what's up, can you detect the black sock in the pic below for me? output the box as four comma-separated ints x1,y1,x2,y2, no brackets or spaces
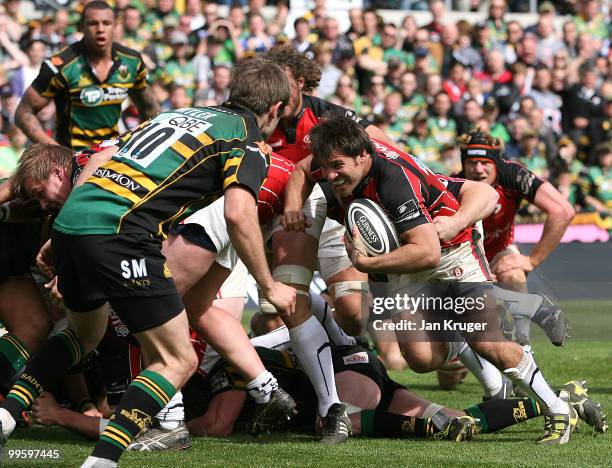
464,397,542,433
360,409,438,438
0,332,31,384
92,370,176,462
4,330,83,422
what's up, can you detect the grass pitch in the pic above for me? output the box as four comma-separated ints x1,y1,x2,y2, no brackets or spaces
2,300,611,467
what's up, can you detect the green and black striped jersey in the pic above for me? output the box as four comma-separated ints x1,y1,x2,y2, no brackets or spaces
54,105,271,237
31,40,147,150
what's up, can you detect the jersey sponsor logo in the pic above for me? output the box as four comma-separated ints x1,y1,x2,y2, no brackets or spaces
80,86,129,106
93,167,143,193
395,199,420,222
342,351,369,365
120,258,148,279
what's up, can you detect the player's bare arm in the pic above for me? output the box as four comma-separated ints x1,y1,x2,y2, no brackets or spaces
365,124,396,146
129,86,160,120
15,88,58,145
352,223,441,274
435,180,499,242
495,182,574,274
187,390,246,437
282,155,315,232
224,185,296,315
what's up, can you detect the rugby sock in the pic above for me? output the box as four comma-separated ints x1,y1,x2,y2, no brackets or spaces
289,316,340,416
0,332,31,384
360,410,440,438
503,349,568,415
493,286,543,319
246,371,278,404
2,330,84,424
92,370,176,462
459,346,503,398
464,397,542,433
155,390,184,430
310,293,356,347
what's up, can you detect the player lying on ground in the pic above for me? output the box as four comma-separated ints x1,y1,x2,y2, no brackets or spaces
0,58,296,468
285,117,575,445
28,294,608,442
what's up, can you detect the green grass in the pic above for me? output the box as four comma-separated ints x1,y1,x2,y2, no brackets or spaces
2,300,611,467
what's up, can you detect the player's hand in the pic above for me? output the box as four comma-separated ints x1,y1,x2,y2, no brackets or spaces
36,239,54,278
492,253,534,275
45,276,64,308
263,282,296,316
280,210,311,232
433,216,462,242
31,392,62,426
82,404,103,418
345,227,369,271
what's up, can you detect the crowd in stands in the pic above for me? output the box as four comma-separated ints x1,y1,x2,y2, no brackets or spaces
0,0,610,219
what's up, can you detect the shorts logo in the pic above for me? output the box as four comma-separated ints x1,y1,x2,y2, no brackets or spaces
342,351,369,365
80,86,104,106
453,267,463,278
121,258,148,279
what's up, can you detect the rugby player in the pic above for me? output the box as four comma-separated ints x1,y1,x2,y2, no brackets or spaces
15,1,159,150
0,58,296,467
292,117,576,445
458,129,574,346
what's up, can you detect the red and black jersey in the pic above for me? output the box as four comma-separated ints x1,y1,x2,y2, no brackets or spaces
460,159,544,261
268,94,368,164
312,139,473,248
257,153,295,224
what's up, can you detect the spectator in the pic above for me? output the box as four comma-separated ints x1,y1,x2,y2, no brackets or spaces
346,7,364,42
427,90,457,147
532,14,564,68
482,97,510,143
185,0,205,31
562,62,604,162
581,143,612,214
400,14,418,53
406,110,441,168
440,22,459,76
313,41,341,98
0,13,28,72
573,0,607,41
379,91,408,143
320,17,353,65
439,142,462,175
443,61,467,104
529,66,563,135
505,116,530,159
328,74,363,114
486,0,508,44
474,49,512,95
519,128,549,179
122,6,150,52
424,0,446,43
398,71,427,122
10,39,47,100
159,31,196,97
562,20,579,58
502,20,523,64
241,13,274,55
456,97,483,134
292,17,312,54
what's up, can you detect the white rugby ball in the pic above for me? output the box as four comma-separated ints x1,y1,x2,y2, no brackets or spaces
345,198,400,256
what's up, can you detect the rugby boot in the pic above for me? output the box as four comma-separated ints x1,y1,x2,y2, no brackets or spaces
320,403,351,444
247,387,297,436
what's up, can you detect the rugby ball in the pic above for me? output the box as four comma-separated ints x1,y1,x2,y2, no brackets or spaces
345,199,400,256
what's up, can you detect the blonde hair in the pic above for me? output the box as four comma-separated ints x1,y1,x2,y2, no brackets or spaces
11,143,73,196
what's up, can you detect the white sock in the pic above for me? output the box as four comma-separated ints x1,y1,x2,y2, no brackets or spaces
459,346,503,398
81,456,117,468
246,371,278,404
493,286,543,319
503,348,568,414
250,325,291,350
289,315,340,416
0,408,16,438
310,294,356,347
155,391,184,430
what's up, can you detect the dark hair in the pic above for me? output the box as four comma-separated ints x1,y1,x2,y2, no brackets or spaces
594,142,612,159
293,16,308,28
264,44,322,94
229,57,290,115
309,117,375,164
81,1,114,22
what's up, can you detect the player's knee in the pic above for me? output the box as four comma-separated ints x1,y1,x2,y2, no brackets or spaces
178,346,199,381
401,351,436,373
496,268,526,284
250,312,284,336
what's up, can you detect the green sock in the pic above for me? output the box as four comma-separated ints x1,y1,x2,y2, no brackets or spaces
0,332,31,383
360,409,437,438
464,397,542,433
